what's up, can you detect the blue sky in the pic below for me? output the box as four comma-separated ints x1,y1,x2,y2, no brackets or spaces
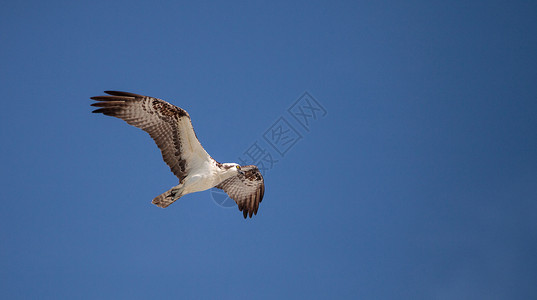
1,0,536,299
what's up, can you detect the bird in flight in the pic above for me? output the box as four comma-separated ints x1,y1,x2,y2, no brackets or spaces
91,91,265,218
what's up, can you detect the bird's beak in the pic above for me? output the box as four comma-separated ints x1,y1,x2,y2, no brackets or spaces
239,170,245,175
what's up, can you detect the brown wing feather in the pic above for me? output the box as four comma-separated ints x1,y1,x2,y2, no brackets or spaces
91,91,211,182
216,165,265,218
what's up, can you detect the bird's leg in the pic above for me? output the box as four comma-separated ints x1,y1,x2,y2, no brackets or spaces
152,184,184,208
170,184,183,198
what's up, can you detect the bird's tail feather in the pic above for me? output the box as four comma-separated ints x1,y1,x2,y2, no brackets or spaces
152,186,183,208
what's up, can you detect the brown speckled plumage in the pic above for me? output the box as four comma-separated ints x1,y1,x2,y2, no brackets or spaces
91,91,196,182
216,165,265,218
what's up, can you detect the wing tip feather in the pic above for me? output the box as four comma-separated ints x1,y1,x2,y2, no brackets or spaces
104,90,144,97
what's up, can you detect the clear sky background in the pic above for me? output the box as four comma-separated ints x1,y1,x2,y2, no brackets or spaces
1,1,536,299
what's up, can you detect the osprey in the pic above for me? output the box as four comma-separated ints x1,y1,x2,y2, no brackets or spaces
91,91,265,218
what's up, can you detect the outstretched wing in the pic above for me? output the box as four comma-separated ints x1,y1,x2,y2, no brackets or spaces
216,165,265,218
91,91,212,182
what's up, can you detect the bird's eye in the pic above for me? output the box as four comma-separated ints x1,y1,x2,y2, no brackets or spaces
236,165,241,170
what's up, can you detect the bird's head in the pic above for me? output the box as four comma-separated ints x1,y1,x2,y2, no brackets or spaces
222,163,244,175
